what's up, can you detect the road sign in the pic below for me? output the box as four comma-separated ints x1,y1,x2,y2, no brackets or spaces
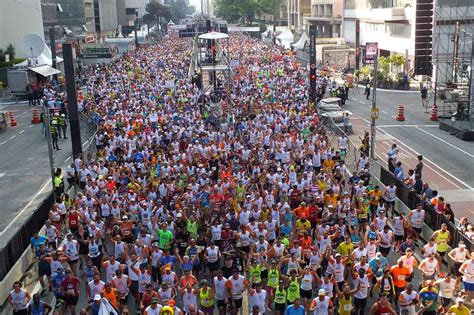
371,107,379,120
365,42,378,64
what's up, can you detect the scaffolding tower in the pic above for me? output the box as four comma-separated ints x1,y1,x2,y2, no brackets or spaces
432,0,474,119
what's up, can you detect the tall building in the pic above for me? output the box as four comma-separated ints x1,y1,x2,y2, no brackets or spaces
343,0,415,69
433,0,474,84
92,0,119,41
287,0,312,30
0,0,45,58
304,0,343,37
116,0,141,35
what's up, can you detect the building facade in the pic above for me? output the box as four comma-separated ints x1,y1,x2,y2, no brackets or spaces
0,0,45,58
433,0,474,83
304,0,343,37
343,0,415,69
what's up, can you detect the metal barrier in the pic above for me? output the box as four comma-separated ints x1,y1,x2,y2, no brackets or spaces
0,193,54,280
0,110,98,281
325,115,473,252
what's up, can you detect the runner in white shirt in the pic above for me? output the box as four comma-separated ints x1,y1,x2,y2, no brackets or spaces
434,273,457,313
309,289,333,315
448,242,469,287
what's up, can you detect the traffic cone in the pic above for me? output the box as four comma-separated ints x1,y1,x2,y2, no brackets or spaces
430,104,438,121
396,105,405,121
31,108,41,124
8,111,17,126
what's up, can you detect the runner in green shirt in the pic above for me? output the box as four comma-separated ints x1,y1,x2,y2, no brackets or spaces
157,223,174,251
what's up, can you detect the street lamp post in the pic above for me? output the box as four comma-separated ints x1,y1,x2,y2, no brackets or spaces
135,10,139,49
44,110,56,191
49,26,58,83
370,55,378,160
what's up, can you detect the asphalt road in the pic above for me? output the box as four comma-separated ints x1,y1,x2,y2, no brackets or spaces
345,86,474,218
0,102,93,235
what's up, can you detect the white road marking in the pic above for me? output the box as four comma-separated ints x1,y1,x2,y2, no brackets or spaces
378,125,437,128
82,140,89,146
376,127,473,190
358,100,365,104
0,141,6,145
414,126,474,158
10,135,16,140
0,179,51,236
19,129,25,134
64,156,72,163
28,125,34,128
22,111,27,115
0,173,5,178
381,110,388,114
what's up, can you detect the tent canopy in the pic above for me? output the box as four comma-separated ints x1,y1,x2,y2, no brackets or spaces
292,31,308,50
198,31,229,40
30,65,61,77
276,29,294,49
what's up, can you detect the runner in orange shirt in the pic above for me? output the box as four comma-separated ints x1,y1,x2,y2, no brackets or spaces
390,260,411,310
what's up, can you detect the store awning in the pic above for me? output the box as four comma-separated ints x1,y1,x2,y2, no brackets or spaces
29,65,61,77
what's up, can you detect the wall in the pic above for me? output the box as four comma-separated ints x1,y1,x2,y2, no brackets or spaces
98,0,119,32
343,6,415,57
0,0,45,58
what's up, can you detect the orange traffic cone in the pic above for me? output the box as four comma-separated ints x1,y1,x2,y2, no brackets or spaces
8,111,17,126
396,105,405,121
430,104,438,121
31,108,41,124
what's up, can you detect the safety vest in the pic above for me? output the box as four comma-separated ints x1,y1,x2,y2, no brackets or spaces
50,125,58,135
274,287,286,304
267,268,280,288
53,176,63,188
286,278,300,302
59,117,66,126
199,287,213,307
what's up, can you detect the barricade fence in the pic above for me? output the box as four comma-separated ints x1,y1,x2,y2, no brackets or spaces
325,115,473,252
0,110,98,281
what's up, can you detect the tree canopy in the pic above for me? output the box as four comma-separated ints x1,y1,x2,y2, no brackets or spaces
143,2,171,26
213,0,275,24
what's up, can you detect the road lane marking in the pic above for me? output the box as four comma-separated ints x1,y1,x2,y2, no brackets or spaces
378,125,437,128
0,141,6,145
0,179,51,236
10,135,16,140
28,125,34,128
64,156,71,163
0,173,5,178
82,140,88,146
19,129,25,134
414,126,474,158
376,127,473,190
358,116,472,189
381,110,388,114
358,100,365,104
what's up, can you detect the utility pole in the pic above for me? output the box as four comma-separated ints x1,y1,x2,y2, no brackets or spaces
44,110,56,191
355,20,360,70
469,32,474,120
370,54,378,160
62,43,82,158
452,21,460,82
49,26,58,83
135,10,139,49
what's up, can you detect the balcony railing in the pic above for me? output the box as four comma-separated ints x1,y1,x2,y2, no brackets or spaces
368,0,412,8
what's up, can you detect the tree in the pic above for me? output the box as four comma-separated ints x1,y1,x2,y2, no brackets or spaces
143,2,171,28
5,44,15,60
390,54,406,73
214,0,272,24
169,2,195,23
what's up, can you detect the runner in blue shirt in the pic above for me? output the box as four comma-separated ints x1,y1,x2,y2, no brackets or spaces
284,298,305,315
30,232,48,252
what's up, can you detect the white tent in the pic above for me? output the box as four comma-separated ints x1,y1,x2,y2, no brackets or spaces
292,31,308,50
276,29,294,49
198,31,229,40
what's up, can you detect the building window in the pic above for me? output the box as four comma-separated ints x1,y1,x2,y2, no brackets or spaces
324,4,333,16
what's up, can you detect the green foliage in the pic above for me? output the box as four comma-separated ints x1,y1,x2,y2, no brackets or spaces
390,54,406,68
378,56,390,75
168,2,195,23
0,58,27,68
143,2,171,26
5,44,15,60
214,0,274,24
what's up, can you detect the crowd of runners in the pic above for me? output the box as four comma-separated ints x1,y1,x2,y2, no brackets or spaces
8,33,474,315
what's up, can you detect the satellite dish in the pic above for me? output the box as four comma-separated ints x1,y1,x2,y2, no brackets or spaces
22,34,45,58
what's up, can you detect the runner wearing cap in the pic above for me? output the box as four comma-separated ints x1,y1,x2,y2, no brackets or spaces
458,251,474,304
309,288,333,314
447,297,470,315
143,297,162,315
